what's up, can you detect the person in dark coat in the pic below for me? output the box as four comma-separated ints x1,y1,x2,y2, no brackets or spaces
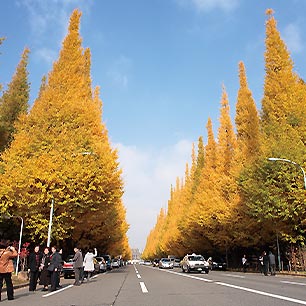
39,247,51,291
0,243,17,301
269,251,276,276
48,246,61,292
28,245,42,292
72,247,83,286
263,251,269,276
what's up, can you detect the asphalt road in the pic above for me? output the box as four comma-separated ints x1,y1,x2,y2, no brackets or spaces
1,265,306,306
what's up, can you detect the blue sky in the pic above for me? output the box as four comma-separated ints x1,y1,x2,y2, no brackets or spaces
1,0,306,251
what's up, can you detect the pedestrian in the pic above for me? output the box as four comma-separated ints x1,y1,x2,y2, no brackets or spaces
48,246,61,292
83,247,97,281
258,252,264,274
72,246,83,286
242,254,247,273
269,251,276,276
28,245,42,292
39,247,51,291
0,243,18,301
263,251,269,276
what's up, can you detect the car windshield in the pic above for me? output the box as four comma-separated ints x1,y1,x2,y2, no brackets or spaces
161,258,171,262
188,255,204,261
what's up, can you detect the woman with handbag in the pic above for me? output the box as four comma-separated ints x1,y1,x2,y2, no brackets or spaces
39,247,51,291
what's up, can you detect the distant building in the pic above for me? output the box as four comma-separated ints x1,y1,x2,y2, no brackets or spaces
131,248,141,261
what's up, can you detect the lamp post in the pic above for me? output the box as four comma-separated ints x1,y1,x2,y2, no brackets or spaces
46,197,54,248
46,151,96,246
268,157,306,271
268,158,306,189
3,215,24,275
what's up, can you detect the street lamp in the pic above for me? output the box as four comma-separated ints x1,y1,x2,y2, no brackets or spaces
46,151,96,247
2,215,24,275
268,157,306,271
268,158,306,189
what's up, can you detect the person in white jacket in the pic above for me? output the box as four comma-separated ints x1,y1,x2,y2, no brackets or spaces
83,248,97,281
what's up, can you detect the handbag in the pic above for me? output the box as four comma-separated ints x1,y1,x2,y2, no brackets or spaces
47,263,55,271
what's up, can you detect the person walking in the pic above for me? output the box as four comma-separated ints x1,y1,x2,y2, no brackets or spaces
242,254,247,273
83,248,97,281
269,251,276,276
258,252,264,274
263,251,269,276
0,243,17,301
28,245,42,292
48,246,61,292
72,247,83,286
39,247,51,291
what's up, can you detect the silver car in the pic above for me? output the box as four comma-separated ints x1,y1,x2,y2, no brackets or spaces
158,258,174,269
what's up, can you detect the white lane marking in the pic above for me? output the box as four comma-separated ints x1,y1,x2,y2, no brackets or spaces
223,274,246,279
154,267,306,305
137,274,141,279
140,282,148,293
91,275,98,279
42,285,74,297
281,281,306,286
216,282,306,305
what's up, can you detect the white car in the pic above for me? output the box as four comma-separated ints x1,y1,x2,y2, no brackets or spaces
181,253,209,273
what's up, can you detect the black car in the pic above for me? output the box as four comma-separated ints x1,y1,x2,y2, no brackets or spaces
212,257,227,271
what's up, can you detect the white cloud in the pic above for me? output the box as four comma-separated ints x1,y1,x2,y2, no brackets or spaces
115,140,192,251
176,0,239,12
283,23,304,54
108,55,132,89
16,0,93,47
34,48,57,65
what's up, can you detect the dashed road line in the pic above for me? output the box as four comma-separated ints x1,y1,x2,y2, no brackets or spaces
137,274,141,279
140,282,148,293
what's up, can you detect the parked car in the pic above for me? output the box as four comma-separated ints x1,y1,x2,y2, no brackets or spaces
181,253,209,274
143,260,152,266
159,258,174,269
96,256,107,272
101,255,112,270
171,258,181,268
62,255,74,279
111,258,120,268
212,257,227,271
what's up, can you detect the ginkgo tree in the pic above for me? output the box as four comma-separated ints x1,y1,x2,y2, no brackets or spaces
0,10,130,256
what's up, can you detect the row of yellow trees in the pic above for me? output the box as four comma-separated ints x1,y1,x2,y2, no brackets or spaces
0,10,131,258
143,9,306,264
